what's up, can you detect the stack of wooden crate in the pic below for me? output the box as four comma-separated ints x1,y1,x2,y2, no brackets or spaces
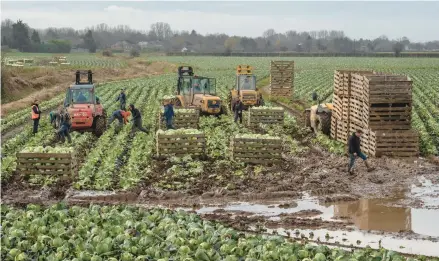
331,70,374,144
269,61,294,98
331,70,418,157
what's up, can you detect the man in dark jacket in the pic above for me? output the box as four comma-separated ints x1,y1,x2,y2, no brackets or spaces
348,130,374,174
116,89,127,110
31,100,41,134
163,101,175,130
57,108,72,143
233,98,244,124
128,104,148,134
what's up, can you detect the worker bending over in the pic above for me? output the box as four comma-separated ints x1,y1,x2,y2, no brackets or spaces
107,109,131,132
128,104,148,135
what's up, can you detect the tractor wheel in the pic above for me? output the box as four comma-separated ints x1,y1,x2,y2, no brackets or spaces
93,116,106,137
305,110,311,128
317,112,331,136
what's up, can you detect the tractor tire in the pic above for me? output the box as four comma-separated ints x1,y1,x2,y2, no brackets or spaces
305,110,311,128
317,112,331,136
93,116,106,137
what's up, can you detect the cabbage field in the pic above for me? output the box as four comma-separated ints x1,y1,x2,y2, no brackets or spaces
1,56,439,259
3,203,426,261
2,56,438,188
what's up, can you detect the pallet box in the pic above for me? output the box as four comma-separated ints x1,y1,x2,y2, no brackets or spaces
231,134,283,164
156,129,206,157
16,149,77,176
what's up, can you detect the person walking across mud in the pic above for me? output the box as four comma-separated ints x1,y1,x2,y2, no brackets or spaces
348,130,374,174
116,89,127,110
233,98,244,124
31,100,41,134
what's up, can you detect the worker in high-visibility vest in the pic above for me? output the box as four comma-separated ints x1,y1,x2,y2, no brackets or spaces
31,100,41,134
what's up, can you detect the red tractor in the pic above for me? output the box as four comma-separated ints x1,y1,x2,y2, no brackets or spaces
63,70,106,136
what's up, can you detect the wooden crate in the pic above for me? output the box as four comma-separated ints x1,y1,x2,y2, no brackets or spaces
369,130,419,157
231,136,283,164
334,70,374,98
269,88,292,97
336,120,349,144
363,75,412,104
330,115,338,140
158,109,200,129
156,132,205,157
349,97,366,127
364,105,412,130
248,107,284,127
270,61,294,93
16,152,77,176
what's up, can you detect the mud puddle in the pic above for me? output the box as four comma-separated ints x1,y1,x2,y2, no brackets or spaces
192,192,439,256
266,227,439,257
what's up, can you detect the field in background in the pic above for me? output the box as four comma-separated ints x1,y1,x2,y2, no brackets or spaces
2,52,128,68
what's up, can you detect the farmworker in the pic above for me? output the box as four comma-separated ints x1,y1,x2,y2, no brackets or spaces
76,91,87,103
241,76,252,90
233,98,244,124
31,99,41,134
116,89,127,110
348,130,374,174
258,93,265,106
57,108,72,143
163,100,175,130
128,104,148,134
107,109,131,132
49,106,63,129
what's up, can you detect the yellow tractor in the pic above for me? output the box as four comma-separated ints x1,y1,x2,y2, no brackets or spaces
228,65,263,110
305,92,333,135
171,66,225,116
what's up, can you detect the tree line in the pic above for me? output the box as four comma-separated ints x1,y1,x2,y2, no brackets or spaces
2,19,439,55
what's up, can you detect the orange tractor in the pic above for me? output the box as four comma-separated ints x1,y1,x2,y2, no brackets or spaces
63,70,106,136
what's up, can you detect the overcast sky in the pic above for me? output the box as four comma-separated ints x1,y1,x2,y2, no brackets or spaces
2,1,439,42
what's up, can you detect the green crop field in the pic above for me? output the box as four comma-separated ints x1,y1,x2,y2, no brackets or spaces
2,52,128,68
2,57,439,187
2,55,439,260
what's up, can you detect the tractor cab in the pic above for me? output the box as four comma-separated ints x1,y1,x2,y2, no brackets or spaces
176,66,221,115
64,70,98,107
229,65,261,109
63,70,106,136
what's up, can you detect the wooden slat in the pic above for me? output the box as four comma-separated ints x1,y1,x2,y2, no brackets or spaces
17,153,72,158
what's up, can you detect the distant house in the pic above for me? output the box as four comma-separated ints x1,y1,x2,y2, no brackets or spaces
138,41,149,49
111,40,135,52
181,47,188,53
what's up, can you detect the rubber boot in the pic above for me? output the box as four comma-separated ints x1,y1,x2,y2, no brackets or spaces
364,160,375,172
348,167,354,175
